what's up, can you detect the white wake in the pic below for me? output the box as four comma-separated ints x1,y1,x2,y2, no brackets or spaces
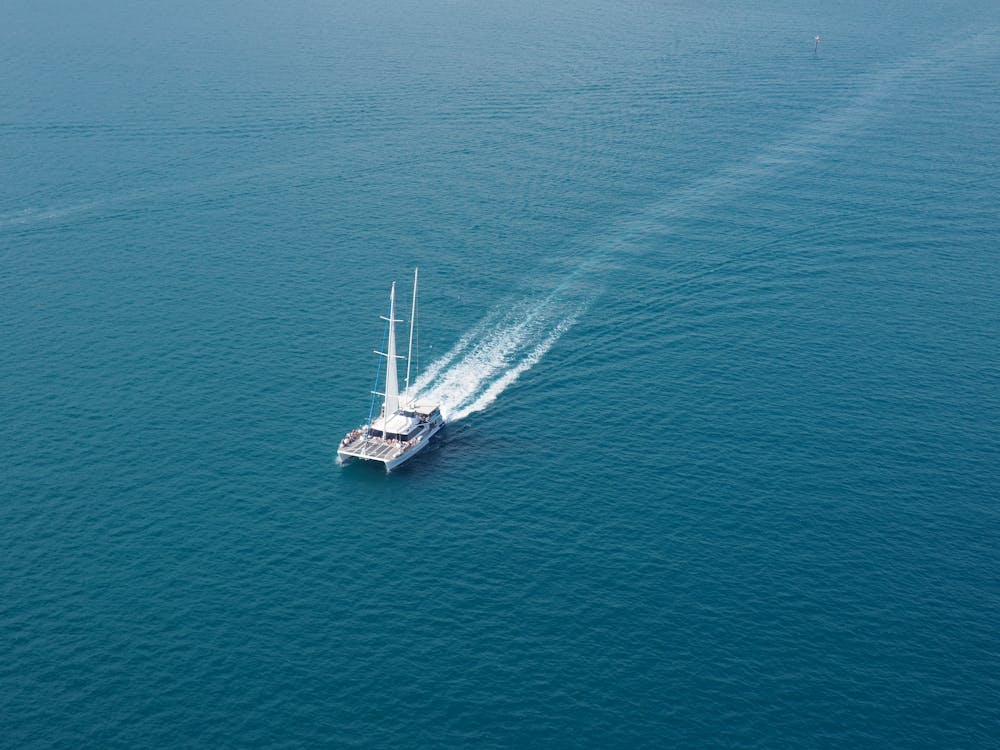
381,32,999,428
410,294,584,423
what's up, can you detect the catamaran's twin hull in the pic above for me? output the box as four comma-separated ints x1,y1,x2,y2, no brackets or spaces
340,268,443,473
337,422,443,472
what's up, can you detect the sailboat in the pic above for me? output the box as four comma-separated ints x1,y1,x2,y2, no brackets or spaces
337,268,444,471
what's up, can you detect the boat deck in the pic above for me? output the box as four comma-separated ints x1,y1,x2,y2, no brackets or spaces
338,435,406,464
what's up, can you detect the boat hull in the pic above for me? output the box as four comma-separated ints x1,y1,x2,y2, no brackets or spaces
337,421,443,472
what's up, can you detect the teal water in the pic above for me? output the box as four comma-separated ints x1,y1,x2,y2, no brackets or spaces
2,1,999,746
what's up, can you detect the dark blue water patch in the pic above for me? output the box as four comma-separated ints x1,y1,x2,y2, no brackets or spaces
2,1,999,747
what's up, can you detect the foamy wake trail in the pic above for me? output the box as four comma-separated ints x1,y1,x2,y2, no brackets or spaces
410,297,583,423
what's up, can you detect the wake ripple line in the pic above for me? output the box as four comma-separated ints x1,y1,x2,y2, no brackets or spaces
412,296,585,423
445,315,579,422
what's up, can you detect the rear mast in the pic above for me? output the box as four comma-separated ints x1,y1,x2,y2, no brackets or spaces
404,268,418,407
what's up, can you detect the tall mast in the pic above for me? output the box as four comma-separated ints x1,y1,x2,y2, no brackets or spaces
404,268,418,406
377,281,402,418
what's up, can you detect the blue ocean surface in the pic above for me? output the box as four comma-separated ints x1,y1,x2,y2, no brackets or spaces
2,1,998,746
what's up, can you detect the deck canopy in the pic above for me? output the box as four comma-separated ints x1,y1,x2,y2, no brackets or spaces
408,400,441,417
372,411,420,437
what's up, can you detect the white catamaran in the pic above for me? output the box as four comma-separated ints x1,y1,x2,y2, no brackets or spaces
337,269,444,471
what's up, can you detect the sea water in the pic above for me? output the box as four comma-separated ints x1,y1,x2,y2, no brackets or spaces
2,1,998,746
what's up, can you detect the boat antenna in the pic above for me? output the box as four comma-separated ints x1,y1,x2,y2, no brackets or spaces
404,267,418,406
